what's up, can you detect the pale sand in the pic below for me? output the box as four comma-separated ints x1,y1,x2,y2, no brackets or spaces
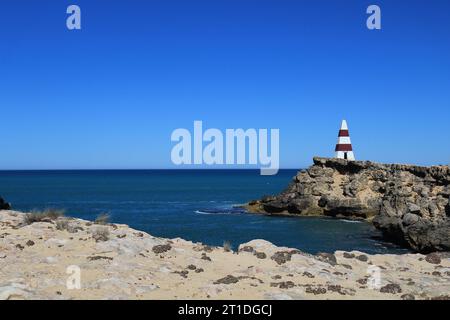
0,210,449,300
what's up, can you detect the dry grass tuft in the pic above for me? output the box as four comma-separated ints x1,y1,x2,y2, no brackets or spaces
94,213,110,225
223,241,233,252
56,219,69,231
24,209,65,225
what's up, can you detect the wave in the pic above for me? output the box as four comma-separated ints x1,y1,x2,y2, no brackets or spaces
341,219,363,224
195,207,246,215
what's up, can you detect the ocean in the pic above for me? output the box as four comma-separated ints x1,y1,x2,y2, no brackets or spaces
0,169,409,254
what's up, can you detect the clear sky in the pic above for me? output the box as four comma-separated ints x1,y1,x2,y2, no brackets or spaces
1,0,449,169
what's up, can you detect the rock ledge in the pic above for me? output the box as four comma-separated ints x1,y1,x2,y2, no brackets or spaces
1,210,449,300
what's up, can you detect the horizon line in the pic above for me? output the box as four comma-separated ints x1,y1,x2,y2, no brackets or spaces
0,168,303,172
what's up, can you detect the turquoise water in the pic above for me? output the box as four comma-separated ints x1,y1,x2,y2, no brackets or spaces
0,170,408,254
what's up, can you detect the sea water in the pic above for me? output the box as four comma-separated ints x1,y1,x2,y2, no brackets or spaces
0,169,409,254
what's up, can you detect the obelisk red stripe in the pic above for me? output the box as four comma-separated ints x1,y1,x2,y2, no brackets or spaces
338,130,349,137
335,144,353,152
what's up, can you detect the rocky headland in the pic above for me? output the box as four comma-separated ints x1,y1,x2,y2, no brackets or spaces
245,157,450,253
0,210,449,300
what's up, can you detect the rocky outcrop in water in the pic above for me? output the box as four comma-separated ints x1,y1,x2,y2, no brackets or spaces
246,157,450,253
0,197,11,210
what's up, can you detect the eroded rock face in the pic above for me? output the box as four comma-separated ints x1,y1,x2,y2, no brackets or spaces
246,157,450,252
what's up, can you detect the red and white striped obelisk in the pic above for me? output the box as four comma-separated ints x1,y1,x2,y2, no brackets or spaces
335,120,355,160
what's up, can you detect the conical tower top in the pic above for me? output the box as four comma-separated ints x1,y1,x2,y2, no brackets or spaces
335,120,355,160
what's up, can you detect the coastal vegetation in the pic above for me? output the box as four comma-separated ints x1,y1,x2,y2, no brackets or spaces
23,209,65,225
94,213,110,225
223,241,232,252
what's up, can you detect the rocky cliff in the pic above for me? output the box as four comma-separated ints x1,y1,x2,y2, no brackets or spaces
246,157,450,253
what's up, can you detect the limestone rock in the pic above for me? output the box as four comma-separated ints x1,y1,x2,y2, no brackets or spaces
1,210,449,300
246,157,450,252
0,282,32,300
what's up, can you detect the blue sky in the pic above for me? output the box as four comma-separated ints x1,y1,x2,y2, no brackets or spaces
1,0,449,169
